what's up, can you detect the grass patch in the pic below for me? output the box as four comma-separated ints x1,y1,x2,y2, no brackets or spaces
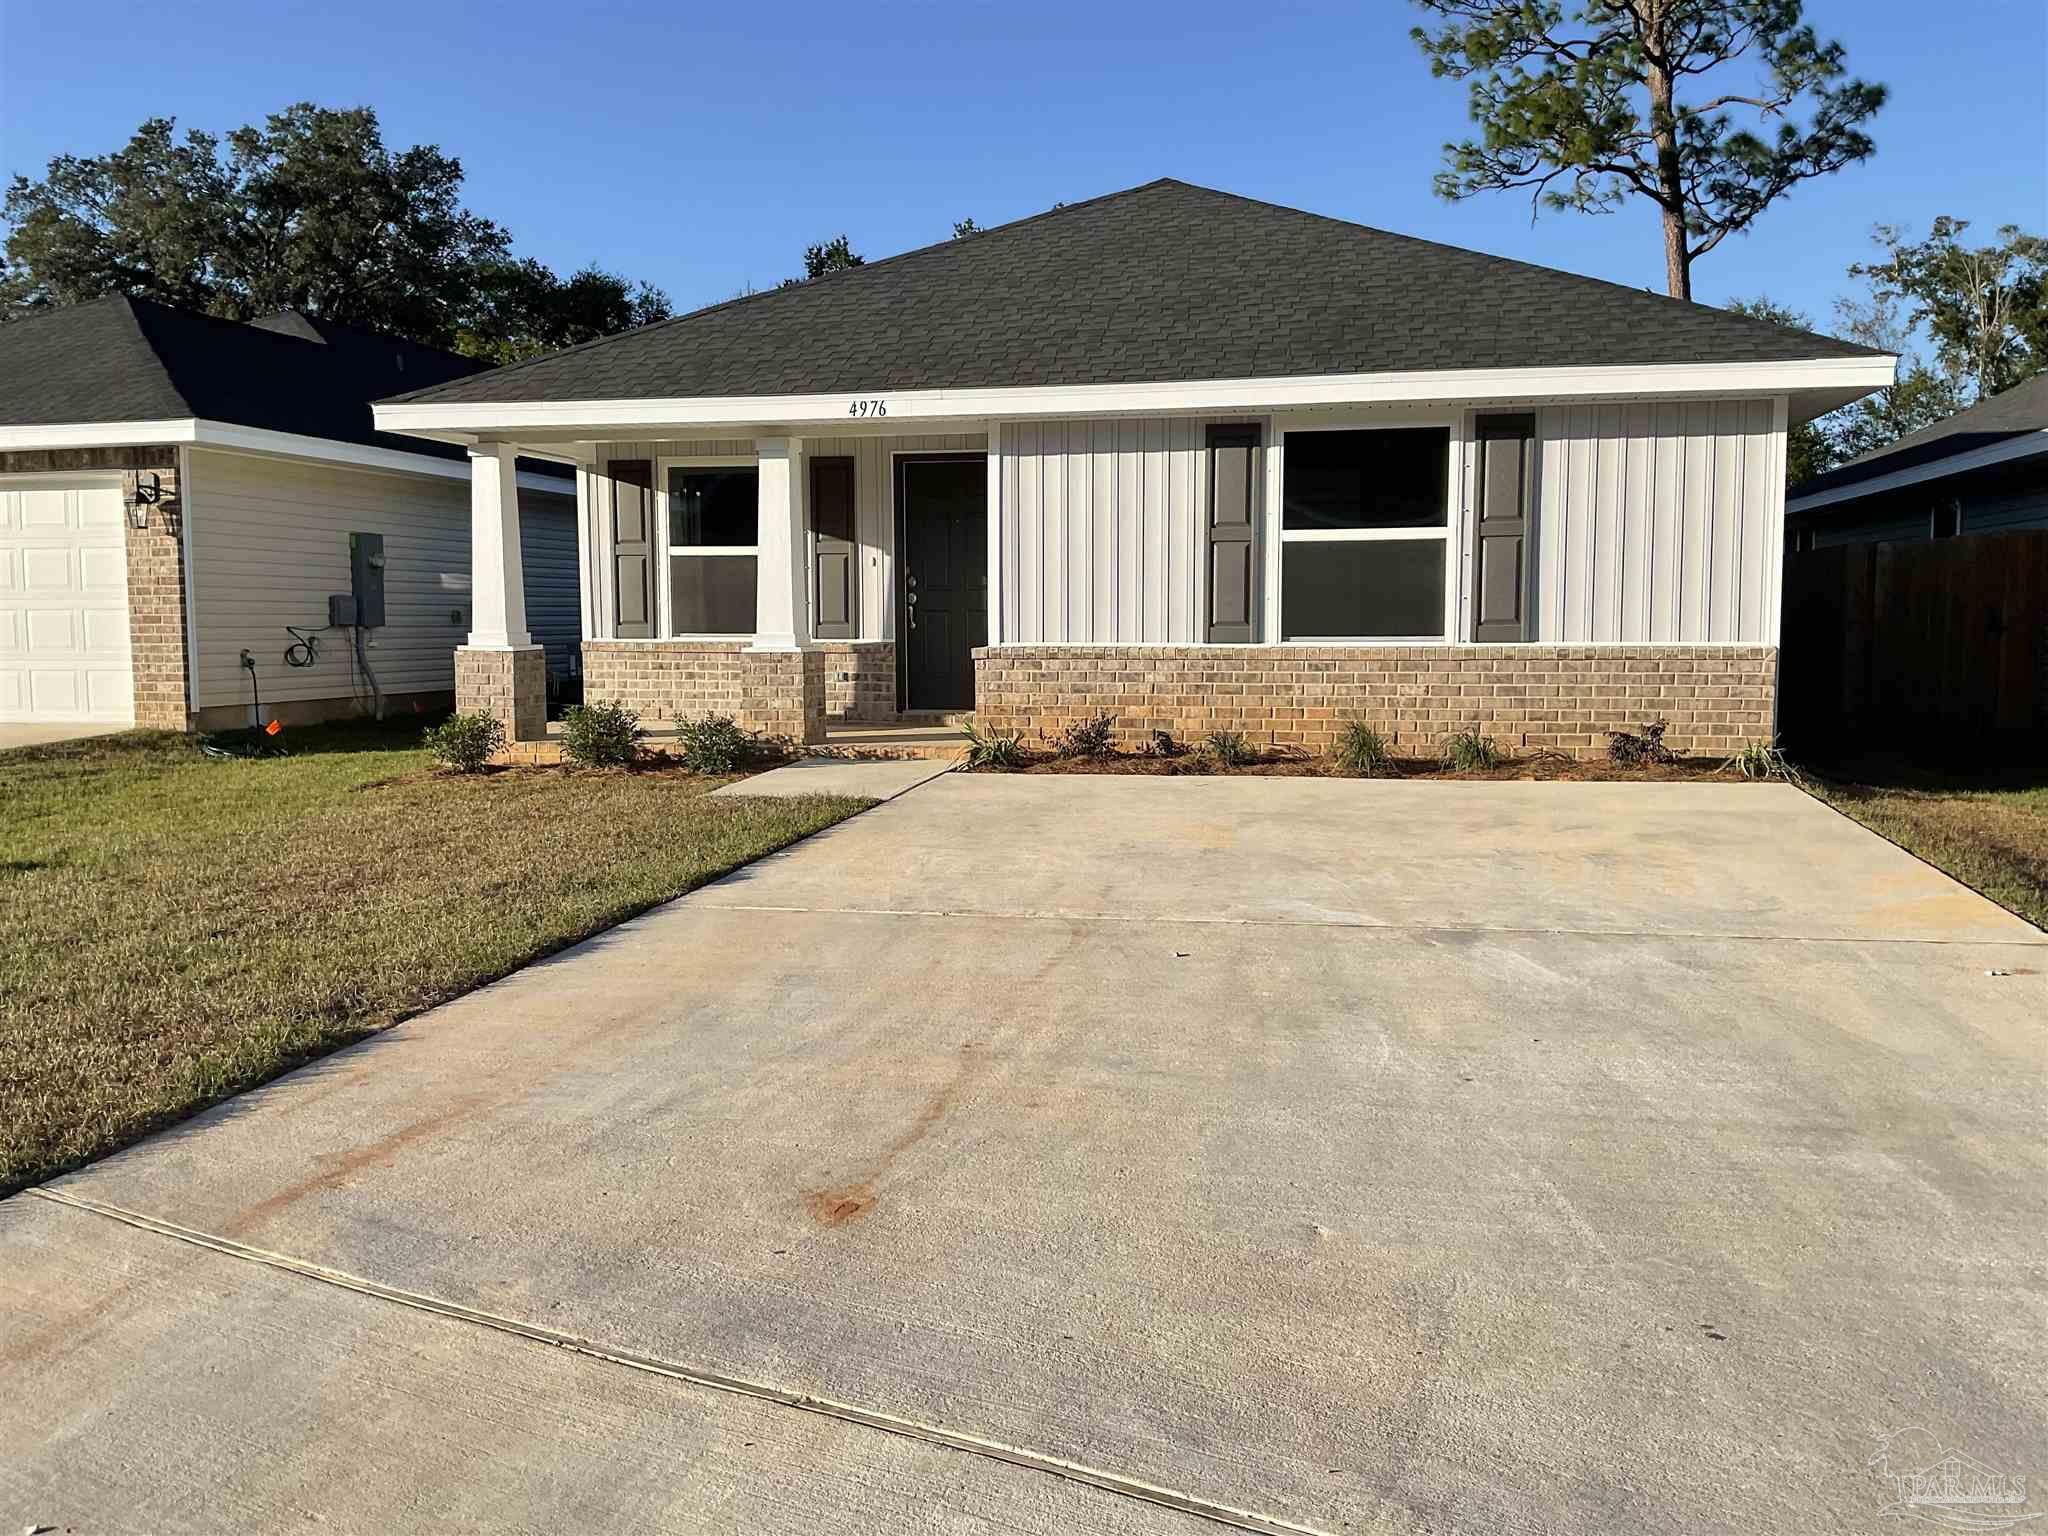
0,723,869,1195
1805,764,2048,931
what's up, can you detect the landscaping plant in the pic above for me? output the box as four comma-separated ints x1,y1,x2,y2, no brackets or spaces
1607,720,1676,767
1142,729,1186,758
1725,738,1803,784
1206,730,1257,767
1055,712,1117,758
962,719,1027,770
1443,728,1504,771
560,701,645,767
422,711,504,774
674,713,756,774
1334,721,1396,778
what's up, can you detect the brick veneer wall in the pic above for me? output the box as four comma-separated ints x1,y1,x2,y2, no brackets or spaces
582,641,826,744
1,446,189,730
817,641,896,723
455,646,546,741
972,645,1779,760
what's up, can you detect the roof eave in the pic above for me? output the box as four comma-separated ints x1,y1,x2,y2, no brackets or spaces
373,355,1897,443
1787,427,2048,515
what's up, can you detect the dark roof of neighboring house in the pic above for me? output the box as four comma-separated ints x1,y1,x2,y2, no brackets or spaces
1791,374,2048,503
0,294,488,459
391,178,1880,409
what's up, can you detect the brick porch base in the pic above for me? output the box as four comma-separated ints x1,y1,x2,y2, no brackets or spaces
581,641,827,744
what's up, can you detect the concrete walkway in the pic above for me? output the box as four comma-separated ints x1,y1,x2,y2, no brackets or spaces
4,779,2043,1534
710,755,955,800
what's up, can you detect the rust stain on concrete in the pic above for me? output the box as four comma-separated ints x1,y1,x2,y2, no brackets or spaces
801,1041,987,1227
222,1090,494,1238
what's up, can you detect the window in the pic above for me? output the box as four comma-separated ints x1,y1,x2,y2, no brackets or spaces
1931,499,1960,539
1280,427,1450,639
666,465,757,635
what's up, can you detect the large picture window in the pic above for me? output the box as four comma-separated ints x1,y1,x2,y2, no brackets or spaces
1280,427,1450,640
666,465,757,635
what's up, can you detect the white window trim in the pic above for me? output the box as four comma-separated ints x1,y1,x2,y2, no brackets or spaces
656,454,760,639
1271,417,1463,644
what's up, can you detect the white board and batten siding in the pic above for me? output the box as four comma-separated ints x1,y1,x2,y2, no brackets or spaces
590,434,986,641
188,448,577,712
995,400,1786,646
997,419,1230,644
1533,399,1785,644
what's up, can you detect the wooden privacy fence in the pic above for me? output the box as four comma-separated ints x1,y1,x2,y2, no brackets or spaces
1780,531,2048,760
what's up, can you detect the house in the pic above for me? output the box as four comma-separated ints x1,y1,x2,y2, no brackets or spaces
372,179,1895,757
0,296,579,732
1786,374,2048,549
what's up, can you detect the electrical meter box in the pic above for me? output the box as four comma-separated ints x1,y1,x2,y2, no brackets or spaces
349,531,387,628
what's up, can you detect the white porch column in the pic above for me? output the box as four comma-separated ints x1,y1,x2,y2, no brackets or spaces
467,443,530,648
750,435,812,651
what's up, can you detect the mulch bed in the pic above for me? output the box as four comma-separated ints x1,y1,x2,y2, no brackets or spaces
979,750,1749,782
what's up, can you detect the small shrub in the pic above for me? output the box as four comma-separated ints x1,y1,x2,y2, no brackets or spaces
674,713,754,774
423,711,504,774
560,701,644,768
1334,720,1396,778
1206,730,1256,767
1142,729,1186,758
1055,712,1117,758
1442,728,1504,772
1725,737,1803,783
1607,719,1676,767
963,719,1027,770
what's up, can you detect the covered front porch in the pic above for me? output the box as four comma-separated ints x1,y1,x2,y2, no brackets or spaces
453,429,991,747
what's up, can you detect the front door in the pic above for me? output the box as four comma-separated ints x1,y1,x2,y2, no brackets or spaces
896,455,986,712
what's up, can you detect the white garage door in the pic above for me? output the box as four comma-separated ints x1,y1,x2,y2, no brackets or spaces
0,477,135,724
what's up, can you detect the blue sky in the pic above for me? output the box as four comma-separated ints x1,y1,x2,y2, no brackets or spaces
2,0,2041,341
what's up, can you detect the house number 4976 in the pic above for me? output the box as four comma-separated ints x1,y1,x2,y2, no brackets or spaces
848,399,887,418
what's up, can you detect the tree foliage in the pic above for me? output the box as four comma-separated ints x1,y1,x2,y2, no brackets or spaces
1411,0,1886,299
1850,218,2047,401
781,234,865,287
0,104,668,360
952,217,981,238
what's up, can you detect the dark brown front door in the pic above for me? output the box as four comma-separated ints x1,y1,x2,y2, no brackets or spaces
896,455,986,711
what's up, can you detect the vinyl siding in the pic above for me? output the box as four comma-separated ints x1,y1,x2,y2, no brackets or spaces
1534,399,1782,643
189,448,576,710
589,434,985,641
998,418,1219,643
520,489,580,675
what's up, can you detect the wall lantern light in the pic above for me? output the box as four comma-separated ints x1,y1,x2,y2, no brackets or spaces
128,472,163,529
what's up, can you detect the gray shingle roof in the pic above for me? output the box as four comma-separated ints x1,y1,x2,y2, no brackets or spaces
1791,373,2048,501
391,178,1879,409
0,295,487,457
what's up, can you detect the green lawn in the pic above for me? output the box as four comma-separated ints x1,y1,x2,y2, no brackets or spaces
1806,767,2048,932
0,724,869,1197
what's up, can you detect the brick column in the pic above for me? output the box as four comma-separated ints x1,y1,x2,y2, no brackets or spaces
121,461,190,730
456,646,546,741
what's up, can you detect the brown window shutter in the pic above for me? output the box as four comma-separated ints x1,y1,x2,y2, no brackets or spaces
1471,415,1535,643
610,459,655,639
1205,424,1261,643
810,456,857,639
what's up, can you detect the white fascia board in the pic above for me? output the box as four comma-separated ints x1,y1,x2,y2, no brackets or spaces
0,417,571,494
372,355,1898,437
1787,429,2048,514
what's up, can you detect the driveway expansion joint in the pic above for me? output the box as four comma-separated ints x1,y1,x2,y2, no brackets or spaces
26,1185,1333,1536
691,901,2048,948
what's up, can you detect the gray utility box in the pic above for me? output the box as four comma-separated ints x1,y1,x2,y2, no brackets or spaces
348,531,387,628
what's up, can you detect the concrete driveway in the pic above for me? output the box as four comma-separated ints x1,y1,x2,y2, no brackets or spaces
0,722,126,751
5,777,2044,1534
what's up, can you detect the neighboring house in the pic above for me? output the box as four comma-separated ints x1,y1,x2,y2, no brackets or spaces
0,296,579,731
1786,375,2048,549
373,179,1895,756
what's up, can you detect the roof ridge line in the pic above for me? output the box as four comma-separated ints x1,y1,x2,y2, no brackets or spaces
386,178,1185,404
